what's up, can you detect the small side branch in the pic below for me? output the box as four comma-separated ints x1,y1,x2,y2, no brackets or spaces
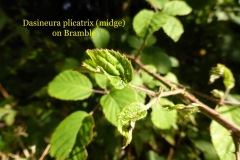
39,144,51,160
129,57,240,143
129,83,185,98
92,89,109,94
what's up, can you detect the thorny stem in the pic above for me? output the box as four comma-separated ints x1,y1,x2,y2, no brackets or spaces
128,56,240,154
189,89,240,106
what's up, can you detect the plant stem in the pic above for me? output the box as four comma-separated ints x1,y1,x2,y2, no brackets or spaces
128,83,156,96
129,83,184,98
189,88,240,106
39,144,51,160
129,83,185,110
0,83,10,99
135,36,147,60
129,57,240,140
92,89,109,94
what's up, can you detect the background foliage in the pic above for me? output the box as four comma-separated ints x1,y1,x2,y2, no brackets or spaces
1,0,240,159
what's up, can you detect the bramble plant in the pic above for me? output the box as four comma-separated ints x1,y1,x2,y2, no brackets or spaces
46,1,240,159
3,0,240,159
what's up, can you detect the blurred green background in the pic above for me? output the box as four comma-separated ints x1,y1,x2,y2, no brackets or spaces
0,0,240,159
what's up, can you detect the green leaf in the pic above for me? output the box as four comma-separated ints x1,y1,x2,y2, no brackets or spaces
159,98,175,109
127,35,157,49
162,15,184,42
141,47,171,74
163,1,192,16
50,111,94,160
193,140,220,160
94,73,109,89
84,49,133,89
100,86,146,126
164,72,179,84
169,56,179,67
131,73,144,87
139,65,157,84
82,59,99,72
211,89,225,98
0,105,17,126
69,146,87,160
117,102,147,148
146,0,168,10
145,35,157,47
55,58,80,72
48,70,92,100
102,72,127,89
133,9,167,38
146,150,165,160
209,64,235,90
210,106,240,160
151,101,177,130
91,27,110,48
127,35,142,49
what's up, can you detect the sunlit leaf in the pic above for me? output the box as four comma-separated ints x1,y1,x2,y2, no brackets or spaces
211,89,224,99
84,49,133,89
169,56,179,67
209,64,235,90
151,101,177,130
117,102,147,148
82,59,99,72
210,106,240,160
100,87,146,126
163,1,192,16
146,0,168,10
133,9,167,38
91,27,110,48
164,72,179,84
139,65,157,84
48,70,92,100
94,73,109,89
50,111,94,160
0,105,17,126
162,15,184,42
